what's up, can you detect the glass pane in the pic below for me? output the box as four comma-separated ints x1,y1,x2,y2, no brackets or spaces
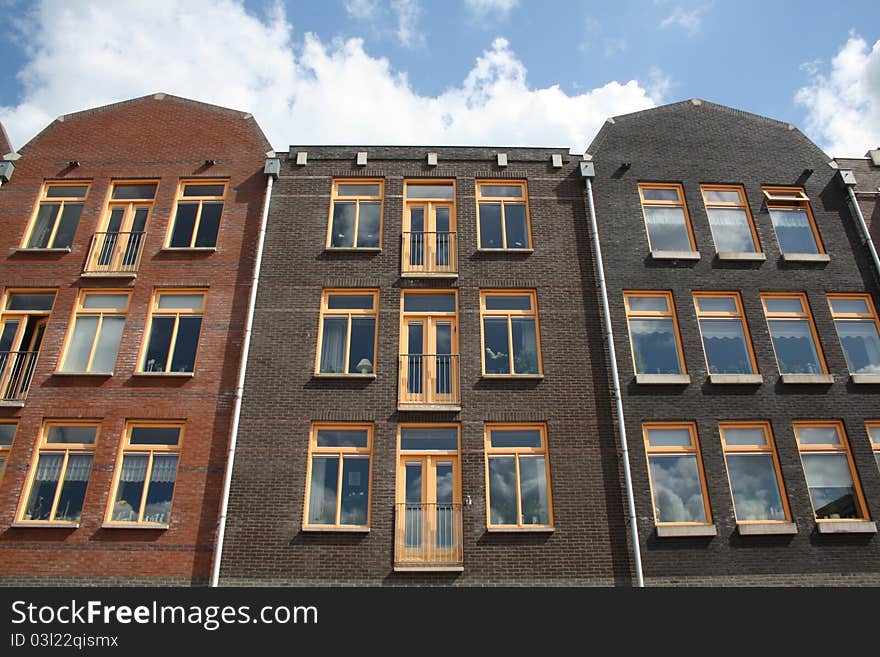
829,298,870,315
485,295,532,311
796,426,841,446
53,204,83,248
406,323,423,394
54,453,93,522
479,203,503,248
157,294,204,310
710,208,754,252
143,454,178,523
316,429,369,448
868,426,880,446
802,453,860,519
142,316,174,372
769,209,819,254
483,317,510,374
327,295,373,310
700,318,754,374
480,184,523,198
46,185,88,198
519,456,550,525
46,425,97,445
835,320,880,374
703,189,741,203
319,317,346,373
400,427,458,450
435,323,452,395
764,297,804,314
356,202,381,248
627,296,669,313
6,293,55,311
504,203,529,248
183,184,225,197
643,187,680,202
403,293,455,313
726,454,785,521
347,317,375,374
0,423,16,446
27,204,60,248
25,453,63,520
112,454,147,522
105,207,124,233
645,207,691,251
169,203,198,247
404,463,422,547
170,316,202,372
511,317,539,374
630,318,682,374
406,184,454,199
490,429,542,448
330,202,355,247
340,456,369,525
337,183,380,197
194,202,222,247
409,207,425,265
696,296,738,313
82,293,129,309
488,457,517,525
112,184,157,200
0,321,18,352
646,427,692,448
130,426,181,446
61,316,98,372
722,427,767,447
767,319,822,374
649,454,707,523
91,316,124,372
435,462,454,548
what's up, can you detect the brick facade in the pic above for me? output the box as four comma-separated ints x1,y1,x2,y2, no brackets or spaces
835,152,880,259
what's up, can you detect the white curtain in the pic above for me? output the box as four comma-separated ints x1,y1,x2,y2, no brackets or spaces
63,454,93,481
769,209,809,227
119,454,149,482
319,318,346,373
149,455,178,483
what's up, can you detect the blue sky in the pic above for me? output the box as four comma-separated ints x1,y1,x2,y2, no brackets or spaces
0,0,878,155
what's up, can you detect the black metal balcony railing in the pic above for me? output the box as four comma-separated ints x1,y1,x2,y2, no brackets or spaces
394,502,463,569
402,232,457,275
398,354,460,407
0,351,39,403
84,231,146,275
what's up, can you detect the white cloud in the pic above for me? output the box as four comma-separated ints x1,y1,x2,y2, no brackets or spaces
344,0,380,20
0,1,661,153
464,0,519,17
795,33,880,156
390,0,423,48
660,4,710,36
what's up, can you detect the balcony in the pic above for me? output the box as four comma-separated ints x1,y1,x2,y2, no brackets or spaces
398,354,460,411
394,503,463,571
0,351,39,405
401,232,457,277
83,231,145,276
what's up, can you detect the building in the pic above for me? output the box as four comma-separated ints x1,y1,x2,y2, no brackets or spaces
215,146,633,585
587,99,880,585
0,93,271,585
835,148,880,256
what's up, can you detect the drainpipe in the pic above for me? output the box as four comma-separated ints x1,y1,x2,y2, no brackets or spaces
839,169,880,282
580,159,645,588
210,155,279,587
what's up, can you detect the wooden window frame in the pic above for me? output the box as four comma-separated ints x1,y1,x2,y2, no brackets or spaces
827,293,880,375
762,186,824,254
638,182,697,252
483,423,554,530
623,291,687,375
16,420,98,525
97,180,159,232
57,290,131,374
760,292,828,375
867,422,880,470
719,421,791,524
104,421,184,527
302,422,373,531
0,288,56,357
643,421,712,526
0,421,17,483
326,179,384,250
792,420,869,522
700,184,760,253
21,182,90,250
478,290,543,377
164,179,227,249
693,291,759,375
136,289,207,375
315,289,380,376
475,180,532,250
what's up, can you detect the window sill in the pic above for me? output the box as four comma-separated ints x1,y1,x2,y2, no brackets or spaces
635,373,690,385
781,253,830,263
0,400,25,408
312,373,376,379
398,403,461,412
816,520,877,534
780,373,834,384
323,247,382,253
486,526,554,533
11,521,79,529
301,525,370,533
481,374,544,380
393,565,464,573
101,522,170,530
476,248,534,253
656,524,717,538
716,251,765,261
14,247,72,253
401,272,459,279
709,373,763,385
851,373,880,384
81,272,137,279
52,371,113,377
132,371,195,378
159,247,216,252
650,250,700,261
737,521,798,536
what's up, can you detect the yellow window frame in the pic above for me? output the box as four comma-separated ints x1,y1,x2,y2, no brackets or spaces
0,420,17,484
21,182,91,249
137,289,207,374
693,291,759,375
475,180,532,249
623,291,687,375
762,186,824,254
326,179,384,249
638,182,697,251
478,289,543,376
760,292,828,374
57,289,131,374
315,289,380,375
165,179,227,248
700,184,760,253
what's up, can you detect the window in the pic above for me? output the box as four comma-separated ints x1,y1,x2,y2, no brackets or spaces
827,294,880,375
479,290,542,376
0,290,55,402
403,180,456,275
638,183,696,252
18,422,97,524
167,181,226,248
327,180,383,249
304,424,372,529
693,292,758,375
107,423,182,526
763,186,823,255
760,293,827,375
22,183,89,249
59,291,130,373
719,422,790,523
643,423,711,525
484,424,552,529
85,181,157,275
793,421,868,521
0,422,16,482
867,423,880,471
624,292,686,376
139,290,205,374
316,290,378,375
476,181,531,250
399,291,459,407
701,185,759,254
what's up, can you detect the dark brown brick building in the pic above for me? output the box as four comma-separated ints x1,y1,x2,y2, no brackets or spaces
217,146,632,585
0,93,271,585
588,99,880,585
835,149,880,254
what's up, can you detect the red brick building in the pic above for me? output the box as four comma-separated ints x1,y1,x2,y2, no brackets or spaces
0,94,271,585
